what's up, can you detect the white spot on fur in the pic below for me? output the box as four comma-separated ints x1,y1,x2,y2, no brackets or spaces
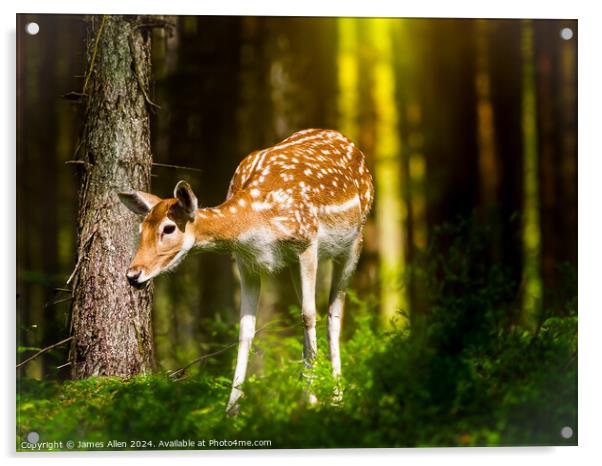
252,201,272,211
320,194,360,215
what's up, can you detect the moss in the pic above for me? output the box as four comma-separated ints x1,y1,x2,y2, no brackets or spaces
17,298,576,449
18,217,577,450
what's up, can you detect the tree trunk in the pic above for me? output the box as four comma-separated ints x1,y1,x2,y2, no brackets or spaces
369,18,408,327
70,15,155,378
520,19,543,330
489,20,525,305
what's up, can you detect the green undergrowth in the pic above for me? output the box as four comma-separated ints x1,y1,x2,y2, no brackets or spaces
17,218,577,450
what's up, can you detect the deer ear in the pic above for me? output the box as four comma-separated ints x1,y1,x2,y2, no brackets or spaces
174,180,198,220
118,190,161,216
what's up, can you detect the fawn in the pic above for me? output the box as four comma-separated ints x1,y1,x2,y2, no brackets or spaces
119,128,374,413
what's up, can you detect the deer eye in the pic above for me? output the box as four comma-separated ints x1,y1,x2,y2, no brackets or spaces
162,224,176,235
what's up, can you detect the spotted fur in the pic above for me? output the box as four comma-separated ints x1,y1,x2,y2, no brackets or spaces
213,128,374,272
227,128,374,238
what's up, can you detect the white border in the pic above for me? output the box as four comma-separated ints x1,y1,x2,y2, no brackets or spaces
3,0,583,18
2,1,600,465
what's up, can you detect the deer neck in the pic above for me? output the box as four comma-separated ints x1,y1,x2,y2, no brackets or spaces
191,194,260,251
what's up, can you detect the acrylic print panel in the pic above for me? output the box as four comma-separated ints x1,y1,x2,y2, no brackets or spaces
16,14,577,451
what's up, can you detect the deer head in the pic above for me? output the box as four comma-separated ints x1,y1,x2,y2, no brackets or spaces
118,181,198,287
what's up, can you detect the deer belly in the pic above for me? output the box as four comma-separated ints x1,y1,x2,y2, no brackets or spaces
236,227,288,273
317,222,360,259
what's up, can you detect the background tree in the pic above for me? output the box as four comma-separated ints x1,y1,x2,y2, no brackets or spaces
520,19,543,329
69,15,156,377
369,18,408,326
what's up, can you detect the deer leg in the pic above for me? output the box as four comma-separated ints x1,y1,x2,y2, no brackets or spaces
299,241,318,366
297,241,318,404
328,235,363,391
226,256,260,415
289,262,302,303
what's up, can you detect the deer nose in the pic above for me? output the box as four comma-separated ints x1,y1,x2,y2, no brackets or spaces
126,269,142,286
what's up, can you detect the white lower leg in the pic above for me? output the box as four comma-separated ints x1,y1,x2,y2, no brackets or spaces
303,311,317,365
327,235,363,402
299,242,318,403
290,264,317,364
302,279,318,404
302,312,318,405
299,242,318,366
226,258,259,414
328,292,345,378
226,314,255,412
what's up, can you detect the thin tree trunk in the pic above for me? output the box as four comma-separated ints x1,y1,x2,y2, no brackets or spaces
535,21,560,299
336,18,379,302
337,18,360,141
520,20,543,330
395,20,427,317
558,21,577,270
369,18,408,327
489,20,524,303
70,15,155,378
17,14,44,379
474,20,500,215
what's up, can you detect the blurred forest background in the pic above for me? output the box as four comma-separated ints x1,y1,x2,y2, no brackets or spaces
17,15,577,448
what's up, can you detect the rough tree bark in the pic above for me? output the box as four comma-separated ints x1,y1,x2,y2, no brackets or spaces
70,15,155,378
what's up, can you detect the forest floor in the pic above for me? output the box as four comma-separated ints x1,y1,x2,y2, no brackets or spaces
17,220,578,450
17,302,577,451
